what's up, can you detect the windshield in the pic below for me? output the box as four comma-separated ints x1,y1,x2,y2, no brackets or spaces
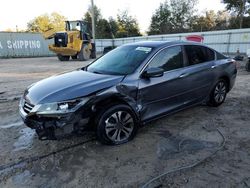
87,46,154,75
67,21,87,32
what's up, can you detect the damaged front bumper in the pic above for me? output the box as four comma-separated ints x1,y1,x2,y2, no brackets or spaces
19,100,90,140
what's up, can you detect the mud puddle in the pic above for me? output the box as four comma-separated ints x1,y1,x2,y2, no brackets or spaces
0,121,23,129
13,128,35,151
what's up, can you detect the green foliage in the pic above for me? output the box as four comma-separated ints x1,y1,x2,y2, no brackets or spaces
148,0,197,35
192,11,217,31
228,15,250,29
148,2,172,35
27,1,250,38
223,0,250,28
148,0,242,34
214,11,230,30
191,10,230,32
242,16,250,28
108,17,119,38
27,12,66,33
83,12,93,35
116,10,141,38
169,0,198,33
83,5,114,39
97,19,113,39
83,6,140,39
223,0,250,13
83,5,101,29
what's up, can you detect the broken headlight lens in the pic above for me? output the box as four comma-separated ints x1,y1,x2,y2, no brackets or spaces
34,98,89,115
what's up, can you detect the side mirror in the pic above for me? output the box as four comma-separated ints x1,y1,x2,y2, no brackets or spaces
142,67,164,78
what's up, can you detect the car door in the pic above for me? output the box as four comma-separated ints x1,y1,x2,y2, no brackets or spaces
138,45,194,121
183,45,216,102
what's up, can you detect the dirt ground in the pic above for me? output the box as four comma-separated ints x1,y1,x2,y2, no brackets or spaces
0,57,249,188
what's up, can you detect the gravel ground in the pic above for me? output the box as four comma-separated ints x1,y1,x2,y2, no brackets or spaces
0,57,249,188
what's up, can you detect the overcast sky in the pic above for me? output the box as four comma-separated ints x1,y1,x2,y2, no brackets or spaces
0,0,225,32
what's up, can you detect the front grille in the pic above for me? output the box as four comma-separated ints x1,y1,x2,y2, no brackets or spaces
54,32,68,47
23,101,35,114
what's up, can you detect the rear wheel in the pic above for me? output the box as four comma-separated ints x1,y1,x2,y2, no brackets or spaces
246,61,250,72
78,44,91,61
71,55,78,60
96,104,138,145
90,43,96,59
57,55,70,61
208,79,228,107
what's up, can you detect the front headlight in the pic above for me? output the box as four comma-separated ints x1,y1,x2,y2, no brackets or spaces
33,98,89,115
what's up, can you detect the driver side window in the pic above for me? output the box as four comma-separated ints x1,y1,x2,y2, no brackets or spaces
148,46,184,72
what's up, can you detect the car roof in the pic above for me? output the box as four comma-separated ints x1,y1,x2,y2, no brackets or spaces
123,40,206,49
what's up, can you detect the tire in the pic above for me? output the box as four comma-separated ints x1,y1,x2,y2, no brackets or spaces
208,79,228,107
96,104,138,145
90,43,96,59
246,61,250,72
57,55,70,61
78,44,91,61
71,55,78,60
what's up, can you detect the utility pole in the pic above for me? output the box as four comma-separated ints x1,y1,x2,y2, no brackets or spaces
91,0,96,42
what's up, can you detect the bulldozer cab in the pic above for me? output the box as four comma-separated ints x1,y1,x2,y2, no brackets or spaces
65,21,91,41
45,20,96,61
66,21,87,32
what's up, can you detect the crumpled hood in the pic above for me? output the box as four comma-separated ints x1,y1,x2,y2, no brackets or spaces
24,70,124,105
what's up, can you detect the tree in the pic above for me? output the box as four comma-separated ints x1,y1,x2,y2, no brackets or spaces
169,0,198,33
116,10,141,38
214,11,230,30
27,14,51,33
223,0,250,28
97,18,113,39
83,5,114,39
228,15,250,28
190,10,229,32
108,17,119,38
148,0,197,35
83,5,140,38
27,12,66,33
148,2,173,35
83,12,94,35
242,16,250,28
50,12,66,31
194,11,217,31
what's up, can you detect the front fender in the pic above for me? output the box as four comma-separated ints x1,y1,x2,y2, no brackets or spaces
88,84,140,120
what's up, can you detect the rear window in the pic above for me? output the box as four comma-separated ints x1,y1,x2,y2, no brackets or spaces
216,51,227,60
184,45,215,66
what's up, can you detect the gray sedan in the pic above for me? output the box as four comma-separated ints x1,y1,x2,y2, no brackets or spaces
19,41,237,145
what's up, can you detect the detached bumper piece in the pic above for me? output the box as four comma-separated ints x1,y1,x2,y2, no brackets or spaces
23,114,89,140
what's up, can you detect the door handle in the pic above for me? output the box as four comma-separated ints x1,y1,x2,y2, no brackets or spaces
179,73,189,78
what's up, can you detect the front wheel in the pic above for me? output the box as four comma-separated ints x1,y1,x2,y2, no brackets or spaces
208,79,228,107
78,44,91,61
96,104,138,145
57,55,70,61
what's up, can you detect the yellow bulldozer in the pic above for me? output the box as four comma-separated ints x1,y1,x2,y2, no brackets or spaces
44,20,96,61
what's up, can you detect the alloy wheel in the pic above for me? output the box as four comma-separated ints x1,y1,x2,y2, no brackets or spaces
214,81,227,103
105,111,134,143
